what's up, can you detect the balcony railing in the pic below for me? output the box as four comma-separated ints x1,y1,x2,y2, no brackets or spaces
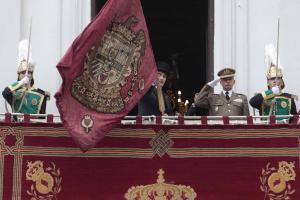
1,113,299,125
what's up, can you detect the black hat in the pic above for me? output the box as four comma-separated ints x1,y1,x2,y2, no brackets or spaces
157,61,170,75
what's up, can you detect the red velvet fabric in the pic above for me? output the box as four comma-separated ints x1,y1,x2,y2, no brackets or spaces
0,123,299,199
55,0,157,151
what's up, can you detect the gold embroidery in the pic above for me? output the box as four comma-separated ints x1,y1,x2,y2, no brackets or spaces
281,101,287,109
149,130,173,157
31,98,38,106
125,169,197,200
71,16,146,113
26,161,62,199
260,161,296,199
81,114,94,133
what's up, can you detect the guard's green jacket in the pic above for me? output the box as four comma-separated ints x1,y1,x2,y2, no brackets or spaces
2,81,49,114
249,89,297,116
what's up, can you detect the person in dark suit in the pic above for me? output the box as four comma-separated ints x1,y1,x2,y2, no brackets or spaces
138,61,174,116
2,40,50,115
194,68,249,116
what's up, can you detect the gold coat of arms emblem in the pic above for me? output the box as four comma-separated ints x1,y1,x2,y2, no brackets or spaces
71,16,146,113
260,161,296,199
26,161,62,199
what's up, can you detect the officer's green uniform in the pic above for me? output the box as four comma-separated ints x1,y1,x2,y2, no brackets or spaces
250,89,297,119
3,81,48,114
261,89,291,116
249,65,297,119
2,39,49,116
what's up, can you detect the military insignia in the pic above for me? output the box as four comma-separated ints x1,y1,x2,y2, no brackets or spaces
71,16,146,113
260,161,296,199
26,160,62,199
233,98,242,103
81,114,94,133
281,101,287,109
31,98,38,106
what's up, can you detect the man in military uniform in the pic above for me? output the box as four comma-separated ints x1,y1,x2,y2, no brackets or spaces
194,68,249,116
249,44,297,117
2,40,50,116
138,61,174,116
249,65,297,116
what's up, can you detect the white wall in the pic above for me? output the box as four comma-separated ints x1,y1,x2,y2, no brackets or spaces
0,0,91,114
215,0,300,114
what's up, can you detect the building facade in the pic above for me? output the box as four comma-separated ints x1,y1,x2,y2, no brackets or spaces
0,0,300,115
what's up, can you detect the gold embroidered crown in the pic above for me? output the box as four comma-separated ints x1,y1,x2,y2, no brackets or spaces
125,169,197,200
26,161,44,181
111,16,139,42
278,161,296,181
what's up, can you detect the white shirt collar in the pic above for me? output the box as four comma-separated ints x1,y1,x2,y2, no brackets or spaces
222,90,233,97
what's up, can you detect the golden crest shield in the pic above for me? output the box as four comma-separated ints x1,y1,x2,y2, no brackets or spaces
71,16,146,113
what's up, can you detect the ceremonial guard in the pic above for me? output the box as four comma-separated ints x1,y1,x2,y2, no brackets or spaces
2,40,50,115
138,61,174,116
194,68,249,116
249,44,297,116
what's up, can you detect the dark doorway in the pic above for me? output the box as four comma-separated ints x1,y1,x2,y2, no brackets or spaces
91,0,213,115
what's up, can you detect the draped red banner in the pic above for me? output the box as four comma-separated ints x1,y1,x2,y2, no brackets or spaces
1,123,299,200
55,0,157,150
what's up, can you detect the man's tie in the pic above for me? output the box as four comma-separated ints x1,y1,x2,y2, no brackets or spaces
225,91,230,101
157,86,165,115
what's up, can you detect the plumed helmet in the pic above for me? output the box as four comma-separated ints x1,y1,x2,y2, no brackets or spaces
265,44,283,79
18,39,35,73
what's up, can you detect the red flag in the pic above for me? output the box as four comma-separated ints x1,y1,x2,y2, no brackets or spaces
55,0,157,151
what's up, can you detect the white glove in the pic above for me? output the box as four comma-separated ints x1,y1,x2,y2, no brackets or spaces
271,86,280,95
207,78,220,87
18,76,29,85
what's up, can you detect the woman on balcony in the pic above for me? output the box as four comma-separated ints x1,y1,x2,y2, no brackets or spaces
138,61,174,116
